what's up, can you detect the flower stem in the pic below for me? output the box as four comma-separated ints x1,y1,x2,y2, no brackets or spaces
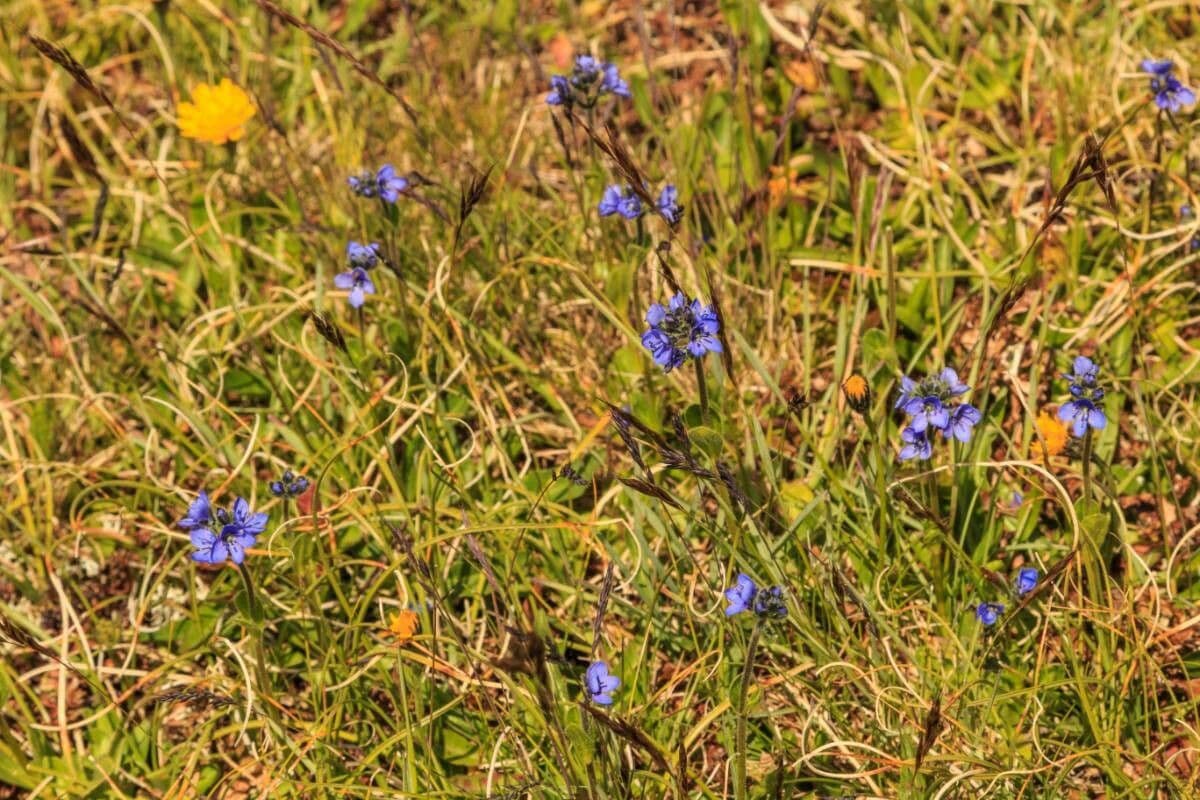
1081,427,1094,504
734,620,762,800
695,357,709,424
236,561,279,732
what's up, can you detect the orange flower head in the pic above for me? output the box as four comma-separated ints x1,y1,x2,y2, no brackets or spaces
841,374,871,413
387,609,418,643
177,79,256,145
1031,412,1068,459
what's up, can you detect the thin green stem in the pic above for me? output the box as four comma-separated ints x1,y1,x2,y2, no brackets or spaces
1082,427,1094,504
734,620,762,800
695,357,709,424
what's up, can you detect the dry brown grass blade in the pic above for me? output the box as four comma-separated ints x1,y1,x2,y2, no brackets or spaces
914,693,944,772
580,703,673,776
617,476,683,510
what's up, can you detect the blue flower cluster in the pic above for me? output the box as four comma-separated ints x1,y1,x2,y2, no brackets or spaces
348,164,409,202
975,566,1039,627
599,184,682,224
335,241,380,309
641,292,722,372
724,574,788,619
894,368,980,461
1141,59,1195,113
178,491,268,565
269,469,309,498
1057,356,1106,437
546,56,630,107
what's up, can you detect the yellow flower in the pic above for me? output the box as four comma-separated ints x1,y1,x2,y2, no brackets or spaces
1031,412,1067,460
177,79,256,145
387,610,418,643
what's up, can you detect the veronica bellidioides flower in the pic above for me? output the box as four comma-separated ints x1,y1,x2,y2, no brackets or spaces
348,164,409,202
599,185,643,220
724,574,788,620
334,241,380,309
895,368,980,461
179,491,268,565
641,292,721,372
656,184,682,224
974,601,1004,626
1057,356,1107,437
546,55,630,107
1015,567,1039,597
1141,59,1196,113
585,660,621,705
269,469,309,498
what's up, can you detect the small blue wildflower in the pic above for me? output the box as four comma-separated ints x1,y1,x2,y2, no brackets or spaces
600,63,630,98
895,367,978,460
974,601,1004,626
641,292,722,372
546,55,630,107
598,184,643,220
1063,356,1099,387
724,573,757,616
347,170,378,198
585,660,620,705
546,75,571,105
752,586,788,620
178,490,212,531
347,241,381,270
898,426,932,461
943,403,982,442
1057,355,1107,436
376,164,409,203
1182,204,1193,219
334,267,376,309
349,165,408,202
1141,59,1196,112
269,470,309,498
1010,491,1024,508
1015,567,1039,597
181,493,267,566
656,184,682,224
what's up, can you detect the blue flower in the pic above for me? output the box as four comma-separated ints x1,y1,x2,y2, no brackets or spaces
895,367,978,460
1141,60,1196,112
1063,356,1099,387
753,586,788,619
375,164,409,203
1058,397,1105,436
347,241,381,270
974,602,1004,626
600,63,630,98
894,376,919,410
656,184,682,224
942,403,981,443
641,292,722,372
898,426,932,461
546,55,630,108
347,170,378,198
598,184,642,220
1058,356,1107,436
334,267,376,308
269,470,309,498
349,165,408,202
1015,567,1039,596
585,661,621,705
906,396,950,434
546,75,571,106
724,573,757,616
182,494,268,566
178,490,212,530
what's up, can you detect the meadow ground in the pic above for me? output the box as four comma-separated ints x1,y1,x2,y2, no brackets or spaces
2,1,1200,798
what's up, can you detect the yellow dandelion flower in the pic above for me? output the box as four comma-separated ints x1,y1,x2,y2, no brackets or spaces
387,609,418,643
1031,412,1068,460
177,79,256,145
